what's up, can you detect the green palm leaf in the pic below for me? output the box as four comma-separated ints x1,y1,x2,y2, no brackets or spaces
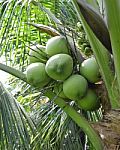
31,101,85,150
0,81,36,150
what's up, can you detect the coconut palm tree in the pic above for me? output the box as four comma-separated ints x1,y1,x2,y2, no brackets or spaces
0,0,120,150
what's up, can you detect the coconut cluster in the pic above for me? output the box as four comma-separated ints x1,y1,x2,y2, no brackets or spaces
26,36,101,111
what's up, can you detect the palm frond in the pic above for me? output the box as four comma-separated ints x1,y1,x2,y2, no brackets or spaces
0,0,52,69
31,101,85,150
0,81,36,150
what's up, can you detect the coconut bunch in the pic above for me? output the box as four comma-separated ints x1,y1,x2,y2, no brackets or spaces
26,36,101,111
76,22,93,56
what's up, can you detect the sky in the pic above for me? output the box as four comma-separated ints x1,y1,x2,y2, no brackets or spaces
0,70,9,83
0,56,9,84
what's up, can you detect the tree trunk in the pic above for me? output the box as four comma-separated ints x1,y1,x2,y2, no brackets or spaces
92,110,120,150
90,83,120,149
